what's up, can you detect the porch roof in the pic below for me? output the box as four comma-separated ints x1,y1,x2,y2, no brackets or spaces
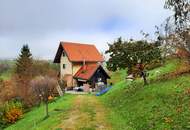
74,64,99,80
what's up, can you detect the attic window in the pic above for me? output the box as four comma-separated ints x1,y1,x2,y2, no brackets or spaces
62,52,65,57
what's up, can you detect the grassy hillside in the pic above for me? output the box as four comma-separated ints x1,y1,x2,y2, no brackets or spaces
5,94,75,130
101,59,190,130
4,58,190,130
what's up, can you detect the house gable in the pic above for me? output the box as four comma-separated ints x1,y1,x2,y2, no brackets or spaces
54,44,63,63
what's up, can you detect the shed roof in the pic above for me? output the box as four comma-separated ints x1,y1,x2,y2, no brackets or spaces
54,42,104,63
74,64,110,81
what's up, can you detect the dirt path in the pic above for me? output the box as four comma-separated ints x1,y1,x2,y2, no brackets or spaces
55,95,113,130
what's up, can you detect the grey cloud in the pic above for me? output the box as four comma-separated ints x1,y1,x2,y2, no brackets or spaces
0,0,171,59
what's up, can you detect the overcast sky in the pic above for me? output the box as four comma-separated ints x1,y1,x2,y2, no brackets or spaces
0,0,171,59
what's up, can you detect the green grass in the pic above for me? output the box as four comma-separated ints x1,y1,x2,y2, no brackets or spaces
149,59,180,80
5,94,76,130
108,69,127,84
101,59,190,130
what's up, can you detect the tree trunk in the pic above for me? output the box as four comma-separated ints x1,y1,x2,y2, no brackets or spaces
45,101,49,118
141,71,147,85
142,74,147,85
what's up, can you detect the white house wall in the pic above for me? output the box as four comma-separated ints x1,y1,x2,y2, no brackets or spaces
60,53,73,79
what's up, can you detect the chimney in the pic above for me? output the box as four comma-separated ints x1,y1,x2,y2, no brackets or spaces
83,59,87,70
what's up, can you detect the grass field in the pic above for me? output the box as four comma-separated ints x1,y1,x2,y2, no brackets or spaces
5,94,75,130
101,59,190,130
5,94,113,130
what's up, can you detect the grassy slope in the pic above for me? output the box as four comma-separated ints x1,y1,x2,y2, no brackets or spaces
101,59,190,130
5,94,75,130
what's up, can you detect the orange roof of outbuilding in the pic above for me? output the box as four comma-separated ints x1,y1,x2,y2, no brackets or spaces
54,42,104,63
74,64,99,80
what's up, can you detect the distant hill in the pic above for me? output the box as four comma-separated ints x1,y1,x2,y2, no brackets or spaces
0,59,59,80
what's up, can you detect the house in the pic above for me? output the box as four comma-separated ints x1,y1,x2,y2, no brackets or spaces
53,41,110,89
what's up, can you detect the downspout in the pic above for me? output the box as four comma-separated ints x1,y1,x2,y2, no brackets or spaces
83,59,86,66
72,63,73,87
83,59,86,70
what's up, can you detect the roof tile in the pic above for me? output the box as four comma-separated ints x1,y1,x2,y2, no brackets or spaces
74,63,99,80
61,42,104,62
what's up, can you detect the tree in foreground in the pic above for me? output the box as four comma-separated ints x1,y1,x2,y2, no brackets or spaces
106,37,162,85
30,76,56,118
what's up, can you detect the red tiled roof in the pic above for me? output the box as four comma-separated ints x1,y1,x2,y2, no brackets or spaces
62,42,104,62
74,64,99,80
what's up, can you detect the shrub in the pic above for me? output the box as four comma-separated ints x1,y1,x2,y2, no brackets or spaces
0,107,7,129
58,79,66,93
0,80,17,103
3,100,23,124
4,108,23,123
0,78,4,93
0,64,10,74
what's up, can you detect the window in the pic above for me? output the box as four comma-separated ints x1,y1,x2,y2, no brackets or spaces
98,78,102,82
63,64,66,69
62,52,65,57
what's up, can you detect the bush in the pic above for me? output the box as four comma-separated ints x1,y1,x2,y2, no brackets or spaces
0,64,10,74
0,78,3,92
3,100,23,124
0,107,7,130
58,79,66,93
0,80,18,104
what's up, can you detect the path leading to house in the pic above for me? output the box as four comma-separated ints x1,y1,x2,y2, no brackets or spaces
55,95,113,130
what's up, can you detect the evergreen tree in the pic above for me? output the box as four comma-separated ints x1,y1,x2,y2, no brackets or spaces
16,44,33,76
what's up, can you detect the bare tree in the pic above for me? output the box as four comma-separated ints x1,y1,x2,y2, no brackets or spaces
163,0,190,56
30,76,56,118
165,0,190,31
